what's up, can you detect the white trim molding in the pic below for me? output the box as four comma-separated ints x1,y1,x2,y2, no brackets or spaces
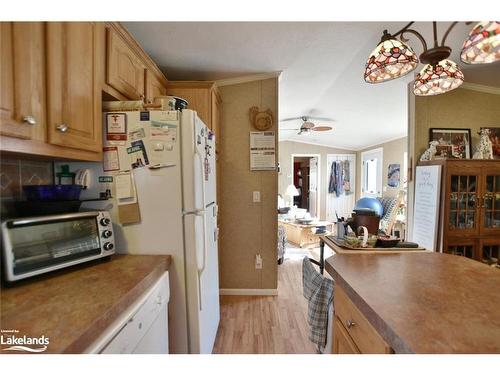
219,288,278,296
461,82,500,95
279,138,356,152
216,72,282,87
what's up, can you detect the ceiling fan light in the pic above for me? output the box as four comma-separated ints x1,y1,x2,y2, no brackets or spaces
364,38,418,83
413,59,464,96
461,21,500,64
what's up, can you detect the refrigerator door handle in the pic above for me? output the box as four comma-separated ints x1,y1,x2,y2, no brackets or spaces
183,209,205,216
194,150,208,275
194,149,208,311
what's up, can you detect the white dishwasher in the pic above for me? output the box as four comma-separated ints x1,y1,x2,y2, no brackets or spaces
86,271,170,354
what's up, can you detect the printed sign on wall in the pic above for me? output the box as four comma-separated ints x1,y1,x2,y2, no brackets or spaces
250,131,276,171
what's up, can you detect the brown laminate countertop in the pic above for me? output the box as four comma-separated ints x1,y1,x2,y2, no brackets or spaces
326,252,500,353
0,254,171,353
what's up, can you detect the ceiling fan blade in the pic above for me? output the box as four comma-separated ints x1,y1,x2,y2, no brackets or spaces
311,126,332,132
279,117,303,122
306,116,335,122
280,128,301,131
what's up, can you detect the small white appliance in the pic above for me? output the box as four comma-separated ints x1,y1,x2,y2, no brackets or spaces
66,109,220,354
1,211,115,282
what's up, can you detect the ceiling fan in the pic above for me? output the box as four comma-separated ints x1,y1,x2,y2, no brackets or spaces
280,116,334,135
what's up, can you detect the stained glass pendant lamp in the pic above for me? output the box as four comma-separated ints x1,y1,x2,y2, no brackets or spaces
413,59,464,96
461,21,500,64
364,22,497,97
364,31,418,83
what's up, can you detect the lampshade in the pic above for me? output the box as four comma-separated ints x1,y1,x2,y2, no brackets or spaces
413,59,464,96
461,21,500,64
285,184,300,197
364,38,418,83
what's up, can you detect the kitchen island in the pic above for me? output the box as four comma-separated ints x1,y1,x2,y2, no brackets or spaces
326,252,500,353
0,254,171,353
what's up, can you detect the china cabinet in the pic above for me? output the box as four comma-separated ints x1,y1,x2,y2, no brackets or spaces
419,159,500,265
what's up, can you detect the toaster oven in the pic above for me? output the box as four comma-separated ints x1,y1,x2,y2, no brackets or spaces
1,211,115,282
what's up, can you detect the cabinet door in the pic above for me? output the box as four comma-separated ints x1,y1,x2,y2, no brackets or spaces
332,318,360,354
479,238,500,267
211,89,221,138
445,166,481,237
480,166,500,236
166,87,211,127
1,22,45,140
444,238,480,261
46,22,103,153
106,28,146,100
145,70,167,103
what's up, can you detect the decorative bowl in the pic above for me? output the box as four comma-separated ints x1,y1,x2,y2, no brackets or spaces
23,185,83,201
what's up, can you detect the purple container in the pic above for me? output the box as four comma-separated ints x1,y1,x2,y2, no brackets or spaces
23,185,83,201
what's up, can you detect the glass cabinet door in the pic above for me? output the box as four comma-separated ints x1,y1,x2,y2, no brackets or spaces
444,239,479,261
480,242,499,268
447,169,480,235
480,168,500,235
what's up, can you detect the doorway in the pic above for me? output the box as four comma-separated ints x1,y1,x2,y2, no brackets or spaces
291,155,320,217
361,147,383,198
326,154,356,222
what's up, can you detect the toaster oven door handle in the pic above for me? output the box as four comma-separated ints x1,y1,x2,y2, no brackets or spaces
7,211,101,228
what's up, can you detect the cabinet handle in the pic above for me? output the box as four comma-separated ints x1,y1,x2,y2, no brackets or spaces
23,116,37,125
346,319,356,329
56,124,69,133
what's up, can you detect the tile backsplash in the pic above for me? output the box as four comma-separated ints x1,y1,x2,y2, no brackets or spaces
0,158,54,202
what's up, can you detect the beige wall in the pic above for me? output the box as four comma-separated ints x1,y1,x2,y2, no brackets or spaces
218,78,278,290
356,137,407,199
414,87,500,162
278,141,355,220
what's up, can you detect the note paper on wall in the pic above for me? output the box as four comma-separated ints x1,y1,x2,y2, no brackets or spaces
412,165,442,251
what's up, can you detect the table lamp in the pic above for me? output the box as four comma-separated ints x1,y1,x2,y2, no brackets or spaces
285,184,299,207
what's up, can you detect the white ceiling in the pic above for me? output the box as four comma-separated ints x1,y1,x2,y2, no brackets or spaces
124,22,500,150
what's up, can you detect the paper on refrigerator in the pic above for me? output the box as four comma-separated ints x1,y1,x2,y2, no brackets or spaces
115,172,138,205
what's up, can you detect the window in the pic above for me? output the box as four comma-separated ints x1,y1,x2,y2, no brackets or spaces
361,148,383,197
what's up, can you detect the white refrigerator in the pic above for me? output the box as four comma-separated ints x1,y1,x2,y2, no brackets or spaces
64,109,220,354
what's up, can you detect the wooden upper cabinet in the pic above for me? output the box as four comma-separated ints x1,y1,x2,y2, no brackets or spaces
145,70,167,103
166,81,221,132
106,27,146,100
46,22,103,153
1,22,46,141
211,88,222,143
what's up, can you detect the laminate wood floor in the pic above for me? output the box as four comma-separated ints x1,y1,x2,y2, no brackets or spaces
212,246,332,354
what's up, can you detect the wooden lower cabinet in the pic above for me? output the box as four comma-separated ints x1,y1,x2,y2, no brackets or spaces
333,318,360,354
332,286,393,354
279,221,333,248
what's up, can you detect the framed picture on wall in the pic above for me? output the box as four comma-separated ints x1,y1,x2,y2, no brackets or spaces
429,128,472,159
387,164,400,188
480,127,500,159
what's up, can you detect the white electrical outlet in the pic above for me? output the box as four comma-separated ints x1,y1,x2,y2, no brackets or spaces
255,254,262,269
253,191,261,203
